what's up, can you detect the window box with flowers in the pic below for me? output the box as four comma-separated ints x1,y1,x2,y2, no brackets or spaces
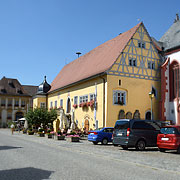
8,104,12,107
57,106,63,110
7,117,12,120
73,104,78,108
90,100,94,108
81,102,88,108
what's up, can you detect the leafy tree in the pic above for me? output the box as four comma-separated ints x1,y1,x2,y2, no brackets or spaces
25,107,57,128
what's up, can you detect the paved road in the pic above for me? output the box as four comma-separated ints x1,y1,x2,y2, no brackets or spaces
0,129,180,180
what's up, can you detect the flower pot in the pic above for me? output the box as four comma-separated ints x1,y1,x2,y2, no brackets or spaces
57,135,65,140
39,133,45,137
28,131,34,135
47,134,53,138
66,136,80,142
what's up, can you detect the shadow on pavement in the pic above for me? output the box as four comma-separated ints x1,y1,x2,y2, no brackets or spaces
0,146,22,151
0,167,54,180
118,147,159,152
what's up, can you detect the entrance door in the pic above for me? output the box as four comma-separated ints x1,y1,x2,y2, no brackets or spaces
84,119,89,133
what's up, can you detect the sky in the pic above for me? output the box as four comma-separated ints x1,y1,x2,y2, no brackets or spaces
0,0,180,86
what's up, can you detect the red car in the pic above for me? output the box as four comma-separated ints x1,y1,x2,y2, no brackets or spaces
157,126,180,153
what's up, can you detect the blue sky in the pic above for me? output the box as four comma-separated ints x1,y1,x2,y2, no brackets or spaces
0,0,179,86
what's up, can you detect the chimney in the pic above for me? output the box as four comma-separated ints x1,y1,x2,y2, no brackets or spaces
174,13,179,23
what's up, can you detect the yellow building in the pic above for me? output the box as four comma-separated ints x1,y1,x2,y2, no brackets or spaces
0,77,38,127
34,22,162,131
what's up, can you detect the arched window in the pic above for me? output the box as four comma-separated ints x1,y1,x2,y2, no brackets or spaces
66,98,71,113
145,111,151,120
169,61,179,101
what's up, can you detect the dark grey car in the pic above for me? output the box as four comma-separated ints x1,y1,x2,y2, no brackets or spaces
112,119,160,150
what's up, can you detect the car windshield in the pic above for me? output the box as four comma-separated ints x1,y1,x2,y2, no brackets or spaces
95,128,103,131
160,127,179,134
114,121,129,129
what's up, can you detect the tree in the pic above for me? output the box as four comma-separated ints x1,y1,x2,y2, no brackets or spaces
25,107,57,128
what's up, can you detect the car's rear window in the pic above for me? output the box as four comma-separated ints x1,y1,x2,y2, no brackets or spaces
160,127,179,134
114,121,129,129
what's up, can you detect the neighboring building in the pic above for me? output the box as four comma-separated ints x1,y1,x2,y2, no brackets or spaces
34,22,162,131
0,76,38,127
160,14,180,125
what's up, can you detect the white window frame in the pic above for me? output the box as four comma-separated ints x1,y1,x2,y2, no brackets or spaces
74,96,78,105
21,100,25,106
60,99,63,107
54,100,57,108
40,102,46,108
113,90,126,105
90,93,95,101
50,101,53,108
15,99,19,106
79,95,88,104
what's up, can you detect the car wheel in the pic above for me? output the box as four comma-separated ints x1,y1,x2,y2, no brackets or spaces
102,138,108,145
135,140,146,151
121,145,128,150
177,146,180,154
159,148,166,152
93,142,98,145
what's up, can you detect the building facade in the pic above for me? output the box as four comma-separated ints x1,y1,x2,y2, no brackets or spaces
160,14,180,125
0,77,38,127
34,22,162,131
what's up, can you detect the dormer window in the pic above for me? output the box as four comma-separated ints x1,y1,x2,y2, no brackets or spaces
8,81,15,88
17,89,23,94
1,88,7,93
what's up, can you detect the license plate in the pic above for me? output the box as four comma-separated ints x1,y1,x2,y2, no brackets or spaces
118,133,123,136
161,137,169,141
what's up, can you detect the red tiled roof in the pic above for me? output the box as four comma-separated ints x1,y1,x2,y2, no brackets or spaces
0,77,36,96
49,22,142,93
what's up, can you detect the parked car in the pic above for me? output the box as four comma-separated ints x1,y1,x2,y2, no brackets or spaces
112,119,160,150
88,127,114,145
157,126,180,153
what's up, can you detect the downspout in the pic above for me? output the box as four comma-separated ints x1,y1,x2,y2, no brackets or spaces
100,76,106,127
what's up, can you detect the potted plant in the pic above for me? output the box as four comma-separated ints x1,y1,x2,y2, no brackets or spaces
27,128,34,135
38,128,45,137
56,131,65,140
46,130,55,138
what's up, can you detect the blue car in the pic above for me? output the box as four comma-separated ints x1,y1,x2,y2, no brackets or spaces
88,127,114,145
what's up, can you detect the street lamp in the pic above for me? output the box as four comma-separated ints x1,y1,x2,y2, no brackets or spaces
149,91,154,120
